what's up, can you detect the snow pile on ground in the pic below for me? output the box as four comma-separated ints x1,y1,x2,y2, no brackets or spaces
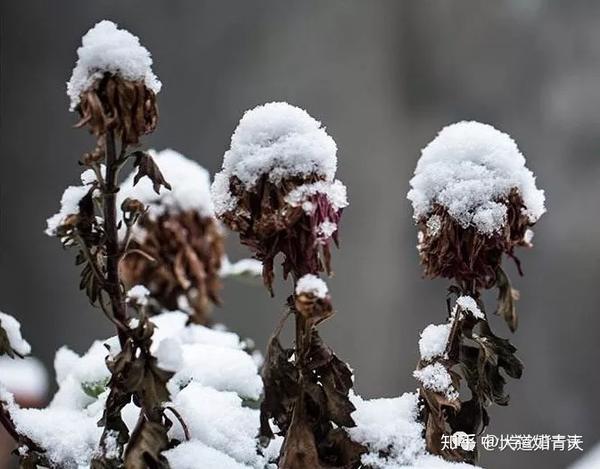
1,308,481,468
211,102,338,216
407,121,545,235
118,149,214,220
67,20,161,110
6,311,274,468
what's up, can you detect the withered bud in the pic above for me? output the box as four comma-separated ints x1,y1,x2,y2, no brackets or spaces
121,197,146,226
295,292,333,324
120,210,224,325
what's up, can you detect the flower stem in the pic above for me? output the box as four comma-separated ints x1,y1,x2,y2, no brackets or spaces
103,129,128,347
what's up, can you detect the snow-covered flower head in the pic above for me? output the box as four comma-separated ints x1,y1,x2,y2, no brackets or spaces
212,102,347,293
119,150,224,325
68,20,161,144
408,121,546,288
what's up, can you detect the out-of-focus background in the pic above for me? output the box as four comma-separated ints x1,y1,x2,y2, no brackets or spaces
1,1,599,468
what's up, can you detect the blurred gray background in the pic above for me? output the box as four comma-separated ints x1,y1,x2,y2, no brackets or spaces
1,1,599,468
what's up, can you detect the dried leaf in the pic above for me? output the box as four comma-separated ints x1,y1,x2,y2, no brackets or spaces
123,420,170,469
496,266,519,332
132,151,172,194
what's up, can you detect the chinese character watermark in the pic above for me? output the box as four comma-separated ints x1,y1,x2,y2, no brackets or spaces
442,433,583,452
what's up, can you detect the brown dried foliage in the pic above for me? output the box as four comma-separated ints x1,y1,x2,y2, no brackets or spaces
218,174,341,295
75,74,158,146
260,297,366,468
120,210,225,325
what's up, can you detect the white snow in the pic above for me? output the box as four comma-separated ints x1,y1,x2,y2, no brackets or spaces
67,20,161,110
317,221,338,239
284,179,348,213
455,296,485,320
7,393,103,467
167,343,262,400
570,442,600,469
165,440,252,469
524,228,535,244
0,311,31,356
418,323,451,361
212,102,338,216
407,121,545,235
80,165,106,185
0,357,47,401
118,148,214,220
295,274,329,299
219,257,263,278
126,284,150,306
413,363,457,399
45,185,90,236
168,383,271,467
349,392,475,468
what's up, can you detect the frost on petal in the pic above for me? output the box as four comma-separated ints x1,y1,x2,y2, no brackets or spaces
407,121,545,235
67,20,161,110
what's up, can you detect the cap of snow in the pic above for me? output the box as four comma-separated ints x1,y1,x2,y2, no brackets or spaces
45,185,90,236
455,295,484,319
211,102,337,216
67,20,161,110
407,121,545,235
0,311,31,356
418,323,451,361
295,274,328,299
126,284,151,306
119,149,214,220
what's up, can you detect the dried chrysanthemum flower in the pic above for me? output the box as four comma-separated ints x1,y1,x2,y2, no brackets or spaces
211,102,348,293
67,20,161,144
118,150,224,325
407,121,545,289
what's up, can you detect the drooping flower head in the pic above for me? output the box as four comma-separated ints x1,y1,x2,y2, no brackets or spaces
211,102,348,293
407,121,545,289
67,20,161,144
118,149,224,324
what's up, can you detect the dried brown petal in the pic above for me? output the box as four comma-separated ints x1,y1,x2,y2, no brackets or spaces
76,75,158,145
120,210,224,325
